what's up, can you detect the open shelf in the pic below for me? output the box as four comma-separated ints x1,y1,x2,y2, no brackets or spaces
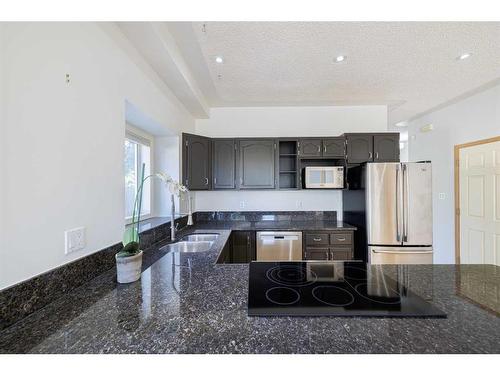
278,140,299,189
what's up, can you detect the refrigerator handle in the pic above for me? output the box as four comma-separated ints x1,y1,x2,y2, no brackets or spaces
402,164,409,242
395,164,401,242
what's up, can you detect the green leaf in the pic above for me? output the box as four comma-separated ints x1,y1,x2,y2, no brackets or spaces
117,241,140,257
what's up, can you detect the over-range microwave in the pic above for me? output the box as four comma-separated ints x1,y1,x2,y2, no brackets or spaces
304,166,344,189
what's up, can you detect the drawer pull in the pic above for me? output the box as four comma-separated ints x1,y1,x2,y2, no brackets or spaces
336,237,346,241
313,238,322,242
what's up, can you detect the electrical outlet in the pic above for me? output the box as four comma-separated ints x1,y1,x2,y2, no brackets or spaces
239,201,245,209
65,227,86,254
439,193,446,200
296,200,303,209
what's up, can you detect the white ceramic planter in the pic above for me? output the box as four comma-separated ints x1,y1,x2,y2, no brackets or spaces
115,251,143,283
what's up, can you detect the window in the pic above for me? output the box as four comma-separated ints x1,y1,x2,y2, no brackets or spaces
124,126,152,222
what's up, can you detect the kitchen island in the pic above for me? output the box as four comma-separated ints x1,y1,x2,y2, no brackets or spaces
0,225,499,354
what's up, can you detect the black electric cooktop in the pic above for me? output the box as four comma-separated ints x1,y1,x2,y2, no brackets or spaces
248,261,446,318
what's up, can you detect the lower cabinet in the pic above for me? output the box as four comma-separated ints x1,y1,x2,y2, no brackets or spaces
303,231,354,261
217,231,256,264
304,247,330,260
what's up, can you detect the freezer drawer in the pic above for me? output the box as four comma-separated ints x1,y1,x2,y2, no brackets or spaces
256,231,303,261
369,246,433,264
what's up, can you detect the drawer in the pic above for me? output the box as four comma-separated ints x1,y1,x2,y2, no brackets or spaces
305,233,330,246
330,246,353,260
304,247,330,261
330,232,353,245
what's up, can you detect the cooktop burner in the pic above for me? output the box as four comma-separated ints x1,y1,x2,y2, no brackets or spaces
248,261,446,318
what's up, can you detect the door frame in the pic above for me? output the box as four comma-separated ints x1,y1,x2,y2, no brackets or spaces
454,135,500,264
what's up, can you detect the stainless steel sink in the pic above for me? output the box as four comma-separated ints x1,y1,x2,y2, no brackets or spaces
161,240,213,253
182,234,219,242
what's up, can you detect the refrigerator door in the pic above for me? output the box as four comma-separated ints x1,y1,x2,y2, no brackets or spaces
366,163,402,245
369,246,433,264
402,162,433,246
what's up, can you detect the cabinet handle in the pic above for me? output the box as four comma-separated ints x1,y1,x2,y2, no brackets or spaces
336,237,346,241
375,152,379,159
323,145,326,153
214,177,217,185
313,238,322,242
369,151,373,159
325,251,330,260
205,177,209,185
317,145,321,153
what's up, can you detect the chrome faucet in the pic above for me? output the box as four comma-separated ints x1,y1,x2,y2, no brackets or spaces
171,194,177,241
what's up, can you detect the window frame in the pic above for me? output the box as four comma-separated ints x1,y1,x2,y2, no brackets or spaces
125,124,154,224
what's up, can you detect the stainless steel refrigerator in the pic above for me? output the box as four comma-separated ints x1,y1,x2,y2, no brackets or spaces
366,162,433,264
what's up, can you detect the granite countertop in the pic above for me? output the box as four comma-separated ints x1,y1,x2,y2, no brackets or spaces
1,224,499,354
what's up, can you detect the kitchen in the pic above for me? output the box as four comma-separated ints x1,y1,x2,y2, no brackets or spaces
1,10,499,373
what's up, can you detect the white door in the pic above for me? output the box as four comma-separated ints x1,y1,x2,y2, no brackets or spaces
459,141,500,265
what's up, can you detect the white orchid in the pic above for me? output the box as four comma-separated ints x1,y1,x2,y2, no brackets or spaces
155,172,188,197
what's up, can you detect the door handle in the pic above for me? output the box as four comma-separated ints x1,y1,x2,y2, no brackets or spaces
372,249,433,254
395,165,401,242
375,152,379,159
205,177,209,185
402,164,409,242
369,151,373,159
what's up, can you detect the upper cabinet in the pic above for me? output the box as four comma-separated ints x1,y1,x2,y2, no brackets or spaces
212,139,236,189
182,133,211,190
322,137,345,158
345,133,399,164
299,137,345,158
238,139,276,189
373,134,400,162
299,139,322,157
345,134,373,164
181,132,399,191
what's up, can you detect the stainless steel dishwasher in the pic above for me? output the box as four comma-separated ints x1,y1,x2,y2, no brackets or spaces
256,231,303,261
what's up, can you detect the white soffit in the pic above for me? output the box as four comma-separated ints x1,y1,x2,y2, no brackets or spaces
117,22,210,119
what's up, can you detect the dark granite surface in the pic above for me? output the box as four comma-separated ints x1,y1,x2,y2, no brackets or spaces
1,224,499,354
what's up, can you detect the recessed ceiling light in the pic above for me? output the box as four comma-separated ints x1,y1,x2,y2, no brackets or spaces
334,55,346,63
215,56,224,64
457,52,472,61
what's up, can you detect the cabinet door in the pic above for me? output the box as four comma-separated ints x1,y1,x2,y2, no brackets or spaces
231,231,255,263
183,134,211,190
330,246,353,260
304,247,330,260
323,137,345,158
239,140,276,189
212,139,236,189
299,139,322,157
373,134,400,162
346,134,373,164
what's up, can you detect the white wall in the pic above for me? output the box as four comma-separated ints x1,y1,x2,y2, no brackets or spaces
0,23,195,290
193,106,387,214
408,83,500,264
195,106,387,137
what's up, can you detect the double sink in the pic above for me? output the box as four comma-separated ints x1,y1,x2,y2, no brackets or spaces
160,233,219,254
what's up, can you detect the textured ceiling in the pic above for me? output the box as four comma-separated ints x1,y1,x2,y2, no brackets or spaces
171,22,500,124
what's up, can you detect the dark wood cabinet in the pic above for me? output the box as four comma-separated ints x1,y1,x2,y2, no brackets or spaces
299,138,345,158
238,139,276,189
345,134,373,164
182,133,211,190
299,139,322,157
345,133,399,164
212,139,236,189
323,137,345,158
303,230,354,260
304,247,330,261
230,231,255,263
373,134,400,162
